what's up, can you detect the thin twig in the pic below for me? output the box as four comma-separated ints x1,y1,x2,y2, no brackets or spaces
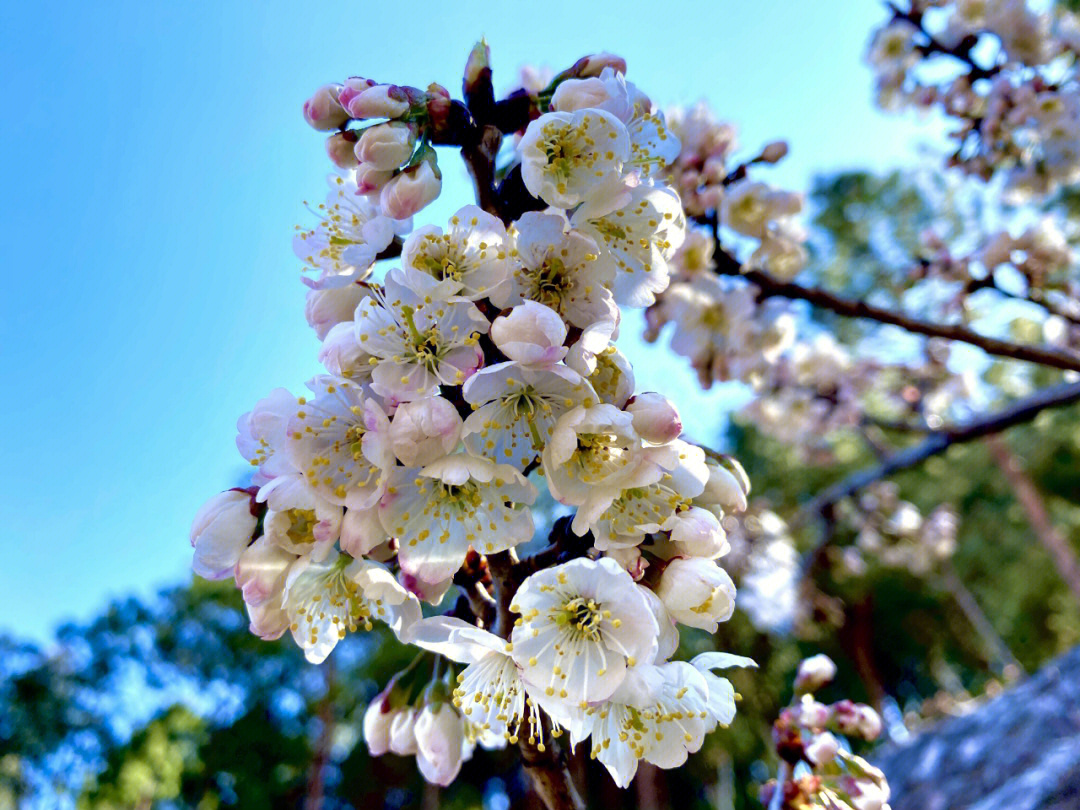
708,245,1080,372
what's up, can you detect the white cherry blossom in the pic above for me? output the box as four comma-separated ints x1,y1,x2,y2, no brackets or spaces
355,268,488,402
490,301,568,369
285,376,394,509
494,212,618,329
379,453,537,584
283,550,421,664
572,182,686,307
402,205,509,300
519,109,630,209
509,556,659,704
462,362,596,470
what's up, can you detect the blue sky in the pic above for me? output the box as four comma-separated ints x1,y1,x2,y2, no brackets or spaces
0,0,943,641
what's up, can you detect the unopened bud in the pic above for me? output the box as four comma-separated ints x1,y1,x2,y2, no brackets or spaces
356,122,418,170
337,76,377,111
303,83,349,131
464,40,492,93
805,731,840,766
389,396,463,467
626,392,682,444
703,456,750,513
577,52,627,77
380,148,441,219
759,140,789,163
325,131,359,169
355,162,395,195
344,83,410,120
794,653,837,694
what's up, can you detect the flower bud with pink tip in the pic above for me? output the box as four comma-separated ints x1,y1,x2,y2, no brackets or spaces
380,148,442,219
490,301,568,369
303,84,349,131
344,83,410,120
356,122,418,171
625,392,682,444
190,489,261,580
388,396,463,467
325,131,360,169
794,653,837,694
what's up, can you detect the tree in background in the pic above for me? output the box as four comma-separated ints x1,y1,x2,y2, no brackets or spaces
10,1,1080,808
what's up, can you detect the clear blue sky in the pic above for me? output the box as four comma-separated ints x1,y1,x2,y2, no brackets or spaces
0,0,942,641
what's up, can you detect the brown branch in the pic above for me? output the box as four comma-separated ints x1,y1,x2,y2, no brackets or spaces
710,247,1080,372
797,380,1080,570
940,559,1022,677
986,435,1080,604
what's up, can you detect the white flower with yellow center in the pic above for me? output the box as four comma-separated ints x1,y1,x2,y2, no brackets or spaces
509,557,659,704
570,661,710,788
542,404,648,508
286,376,394,509
259,473,342,562
492,212,618,329
572,182,686,307
355,268,488,402
462,362,596,471
379,453,537,585
584,441,709,550
406,616,553,750
519,109,631,209
293,172,410,289
283,549,421,664
402,205,509,301
551,68,681,179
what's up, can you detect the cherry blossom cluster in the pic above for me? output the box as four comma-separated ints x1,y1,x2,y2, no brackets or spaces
190,51,761,791
761,654,890,810
832,483,958,579
867,0,1080,199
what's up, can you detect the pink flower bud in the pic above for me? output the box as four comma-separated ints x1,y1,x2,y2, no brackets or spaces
759,140,789,163
464,40,491,91
578,52,627,77
379,153,442,219
363,693,395,756
190,490,259,580
833,702,883,741
355,122,418,170
794,696,831,729
551,77,613,112
490,301,568,368
336,77,377,111
626,392,682,443
388,396,463,467
303,83,349,131
325,131,359,169
354,162,395,195
805,731,840,765
794,653,837,694
344,84,410,120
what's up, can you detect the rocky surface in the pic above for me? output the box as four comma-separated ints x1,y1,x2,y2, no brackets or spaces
875,645,1080,810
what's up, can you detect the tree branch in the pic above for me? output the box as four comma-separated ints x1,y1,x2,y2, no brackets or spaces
709,247,1080,372
797,381,1080,568
986,435,1080,604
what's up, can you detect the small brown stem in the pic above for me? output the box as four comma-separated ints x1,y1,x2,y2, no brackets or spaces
940,560,1021,677
986,435,1080,604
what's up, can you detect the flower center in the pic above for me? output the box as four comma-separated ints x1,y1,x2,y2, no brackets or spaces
344,424,366,460
562,596,604,640
285,508,318,546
